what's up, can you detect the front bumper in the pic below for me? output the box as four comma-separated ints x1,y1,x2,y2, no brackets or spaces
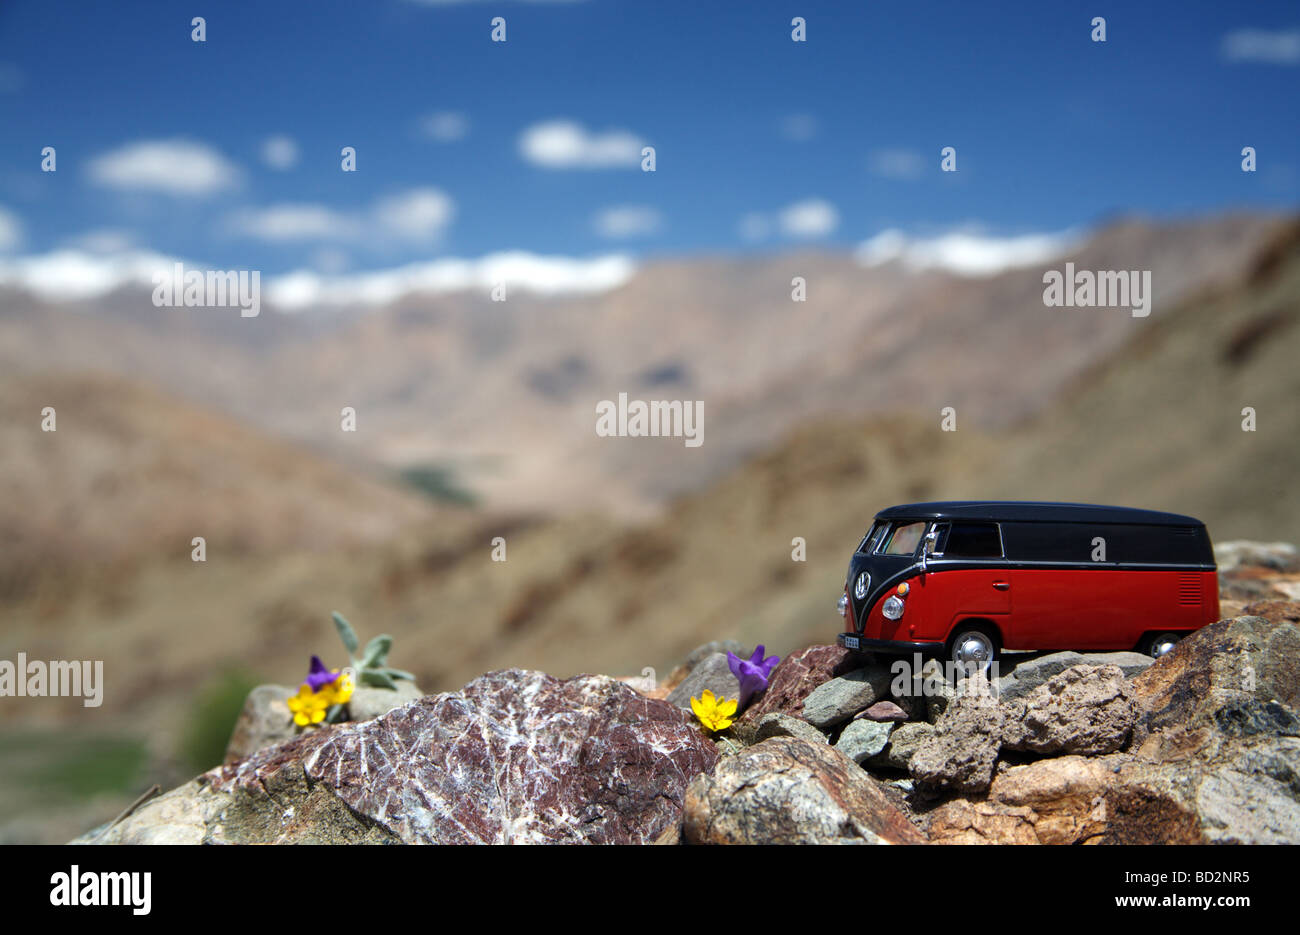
838,632,944,654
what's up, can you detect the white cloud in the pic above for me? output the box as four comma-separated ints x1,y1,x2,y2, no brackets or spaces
230,203,356,242
266,252,635,309
780,114,818,142
856,228,1077,277
779,198,839,238
869,147,926,180
592,205,663,239
0,205,24,252
0,247,181,301
419,111,469,142
87,139,241,196
373,188,455,240
261,135,300,170
1221,28,1300,65
737,199,839,242
519,120,645,169
0,247,634,308
228,188,454,244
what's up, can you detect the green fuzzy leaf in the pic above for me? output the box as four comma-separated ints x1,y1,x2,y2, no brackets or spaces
325,703,347,724
361,635,393,669
383,668,416,681
360,669,397,690
332,612,359,655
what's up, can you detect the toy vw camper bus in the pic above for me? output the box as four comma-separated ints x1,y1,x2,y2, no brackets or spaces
837,502,1219,667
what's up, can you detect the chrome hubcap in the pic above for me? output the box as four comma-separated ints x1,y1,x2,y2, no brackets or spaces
953,632,992,666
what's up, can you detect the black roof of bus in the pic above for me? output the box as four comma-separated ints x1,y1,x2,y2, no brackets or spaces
873,501,1205,527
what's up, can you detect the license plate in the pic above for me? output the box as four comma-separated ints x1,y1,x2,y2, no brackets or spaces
841,634,860,650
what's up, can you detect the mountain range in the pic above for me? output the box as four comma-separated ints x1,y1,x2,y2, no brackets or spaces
0,212,1296,790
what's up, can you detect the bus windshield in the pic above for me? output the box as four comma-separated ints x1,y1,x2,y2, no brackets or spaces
881,521,926,556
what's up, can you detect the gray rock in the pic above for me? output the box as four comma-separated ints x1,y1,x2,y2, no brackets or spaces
997,651,1152,702
683,639,747,668
666,652,743,709
910,689,1005,795
1214,540,1299,572
682,737,927,845
663,640,746,692
1209,695,1300,739
1095,736,1300,845
223,684,298,764
347,679,424,721
1117,616,1300,843
752,712,829,746
1181,738,1300,843
1134,615,1300,730
1083,652,1155,678
925,616,1300,844
801,662,894,729
835,719,894,763
867,721,936,770
1003,664,1142,756
921,658,957,721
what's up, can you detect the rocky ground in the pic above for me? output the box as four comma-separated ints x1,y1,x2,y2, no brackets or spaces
75,542,1300,845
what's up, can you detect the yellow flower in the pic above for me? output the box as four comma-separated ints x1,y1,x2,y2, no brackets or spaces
286,683,330,727
690,689,738,733
320,669,355,707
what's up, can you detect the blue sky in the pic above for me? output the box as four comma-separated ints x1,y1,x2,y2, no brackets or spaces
0,0,1296,293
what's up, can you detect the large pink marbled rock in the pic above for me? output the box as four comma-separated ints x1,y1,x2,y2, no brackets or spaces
228,669,717,844
83,669,717,844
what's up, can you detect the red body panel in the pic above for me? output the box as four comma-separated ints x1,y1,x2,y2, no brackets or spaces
1005,568,1218,650
847,567,1220,652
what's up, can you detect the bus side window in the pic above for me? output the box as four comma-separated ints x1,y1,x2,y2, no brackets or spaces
944,522,1003,558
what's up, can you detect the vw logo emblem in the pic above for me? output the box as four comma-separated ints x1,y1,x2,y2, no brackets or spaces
854,572,870,600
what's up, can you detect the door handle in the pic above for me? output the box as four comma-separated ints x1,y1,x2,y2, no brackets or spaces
993,582,1010,591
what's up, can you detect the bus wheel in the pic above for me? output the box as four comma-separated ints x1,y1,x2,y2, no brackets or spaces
1143,632,1182,659
946,626,1000,680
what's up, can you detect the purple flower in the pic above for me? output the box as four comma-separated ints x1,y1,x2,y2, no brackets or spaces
305,655,340,692
727,645,780,708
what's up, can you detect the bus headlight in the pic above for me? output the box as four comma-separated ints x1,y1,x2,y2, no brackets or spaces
837,594,848,617
882,595,905,620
